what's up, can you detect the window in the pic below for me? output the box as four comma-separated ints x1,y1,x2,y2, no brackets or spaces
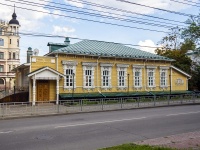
13,52,15,59
66,69,74,87
0,52,4,59
101,67,111,87
134,68,142,87
119,70,125,86
147,69,155,87
0,78,4,84
117,64,129,88
0,38,4,46
0,65,4,72
13,65,15,69
9,52,11,59
0,28,2,35
102,70,109,86
160,69,167,87
82,62,97,89
17,39,19,47
9,65,11,72
10,39,11,44
85,69,92,87
62,60,77,89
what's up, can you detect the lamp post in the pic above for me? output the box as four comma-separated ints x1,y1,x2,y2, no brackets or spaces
127,73,130,95
72,73,75,100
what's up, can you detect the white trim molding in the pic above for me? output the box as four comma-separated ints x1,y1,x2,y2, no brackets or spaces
170,65,191,78
117,64,129,90
133,65,143,90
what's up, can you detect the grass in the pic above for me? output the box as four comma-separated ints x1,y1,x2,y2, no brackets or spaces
99,143,175,150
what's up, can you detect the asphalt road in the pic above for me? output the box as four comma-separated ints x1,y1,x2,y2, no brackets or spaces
0,105,200,150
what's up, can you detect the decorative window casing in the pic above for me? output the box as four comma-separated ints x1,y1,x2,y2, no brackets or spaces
159,66,169,88
133,68,142,88
82,62,97,89
0,78,4,85
0,52,4,59
100,63,113,89
0,65,4,72
176,78,184,85
146,66,156,88
62,60,78,89
117,64,129,89
0,38,4,46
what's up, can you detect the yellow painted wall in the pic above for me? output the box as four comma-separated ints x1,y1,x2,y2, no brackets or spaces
30,54,189,101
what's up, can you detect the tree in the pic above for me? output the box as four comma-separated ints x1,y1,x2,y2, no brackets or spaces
182,14,200,48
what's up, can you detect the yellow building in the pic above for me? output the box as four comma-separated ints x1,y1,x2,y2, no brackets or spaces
15,38,191,105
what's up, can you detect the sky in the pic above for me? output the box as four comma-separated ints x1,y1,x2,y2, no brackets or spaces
0,0,199,64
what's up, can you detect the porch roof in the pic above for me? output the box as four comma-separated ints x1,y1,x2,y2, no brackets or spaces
28,66,65,79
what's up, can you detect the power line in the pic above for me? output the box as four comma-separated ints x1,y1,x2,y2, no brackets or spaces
10,0,186,28
0,2,170,33
170,0,200,8
64,0,187,24
116,0,197,17
182,0,200,5
4,0,176,29
3,31,162,49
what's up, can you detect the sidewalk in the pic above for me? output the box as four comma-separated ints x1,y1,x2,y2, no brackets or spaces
135,131,200,149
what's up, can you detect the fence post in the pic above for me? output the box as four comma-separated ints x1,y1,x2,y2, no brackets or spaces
101,99,103,111
57,102,59,113
153,95,156,107
167,95,170,105
193,93,195,103
121,98,123,109
137,97,139,107
180,95,183,104
81,99,83,111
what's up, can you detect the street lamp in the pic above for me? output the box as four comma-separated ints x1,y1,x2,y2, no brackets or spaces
72,73,75,99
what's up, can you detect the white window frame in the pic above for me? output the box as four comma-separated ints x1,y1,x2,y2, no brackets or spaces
147,68,156,88
0,38,4,46
0,65,4,72
133,68,142,88
117,64,129,89
62,61,77,89
160,69,167,87
100,64,113,89
82,62,97,89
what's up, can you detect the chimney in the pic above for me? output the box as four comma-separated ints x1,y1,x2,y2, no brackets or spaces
64,37,70,46
27,47,33,63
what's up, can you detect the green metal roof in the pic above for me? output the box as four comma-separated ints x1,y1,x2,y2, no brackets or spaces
49,40,174,61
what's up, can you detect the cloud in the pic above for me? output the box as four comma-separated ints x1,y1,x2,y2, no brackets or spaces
0,0,50,31
64,0,198,17
64,0,84,8
138,40,158,54
52,26,76,36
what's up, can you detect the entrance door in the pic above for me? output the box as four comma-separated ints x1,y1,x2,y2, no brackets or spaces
37,80,49,101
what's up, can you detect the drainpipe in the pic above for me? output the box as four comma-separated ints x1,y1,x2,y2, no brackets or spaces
56,53,58,71
144,59,149,92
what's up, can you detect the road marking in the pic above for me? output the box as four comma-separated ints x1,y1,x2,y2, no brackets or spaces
166,111,200,116
55,117,146,128
0,131,13,134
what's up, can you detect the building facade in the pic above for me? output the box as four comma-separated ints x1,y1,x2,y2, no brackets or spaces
0,9,20,91
15,38,191,105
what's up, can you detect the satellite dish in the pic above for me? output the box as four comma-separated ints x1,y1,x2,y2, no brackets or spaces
33,48,39,56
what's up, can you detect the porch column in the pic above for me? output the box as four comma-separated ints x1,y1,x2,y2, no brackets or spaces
33,78,36,106
56,77,59,105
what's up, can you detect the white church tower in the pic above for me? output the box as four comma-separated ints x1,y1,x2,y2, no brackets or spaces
0,6,20,92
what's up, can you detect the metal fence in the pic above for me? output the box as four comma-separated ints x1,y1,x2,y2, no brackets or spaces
0,94,200,118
